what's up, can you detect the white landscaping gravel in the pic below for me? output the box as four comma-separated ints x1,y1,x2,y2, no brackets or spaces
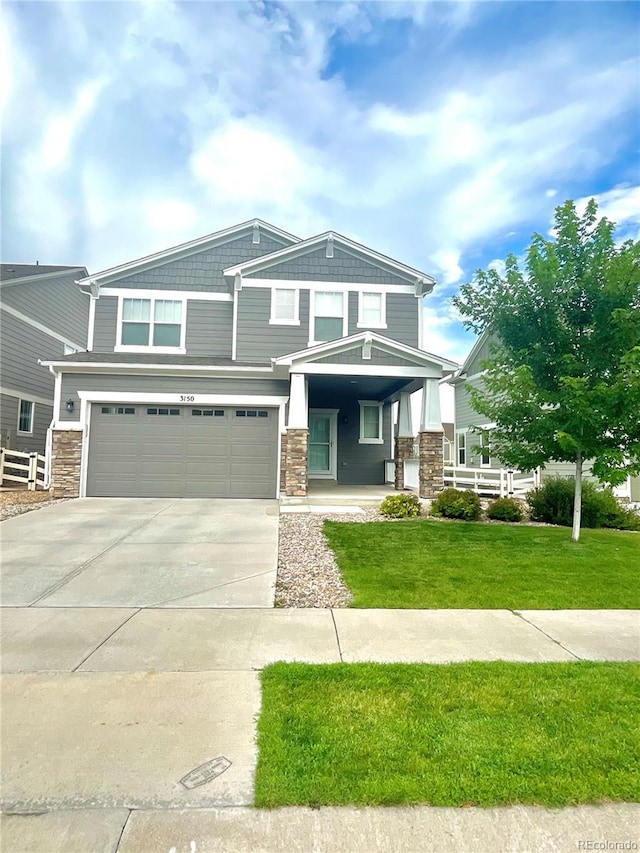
276,509,385,608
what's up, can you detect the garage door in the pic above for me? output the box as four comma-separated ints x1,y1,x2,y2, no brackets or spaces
87,404,278,498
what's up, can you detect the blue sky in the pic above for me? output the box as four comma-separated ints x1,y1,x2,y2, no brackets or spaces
2,0,639,365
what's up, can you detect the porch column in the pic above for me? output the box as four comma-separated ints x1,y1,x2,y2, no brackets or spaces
394,392,414,490
285,373,308,497
418,378,444,498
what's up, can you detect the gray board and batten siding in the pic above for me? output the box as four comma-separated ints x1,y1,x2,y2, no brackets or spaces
58,374,289,421
244,246,412,285
0,393,52,453
0,270,89,347
108,234,288,292
87,404,279,498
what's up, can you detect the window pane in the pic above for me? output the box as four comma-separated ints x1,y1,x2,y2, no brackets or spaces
315,291,342,317
274,289,296,320
153,323,181,346
315,316,343,341
309,445,330,470
362,406,380,439
19,400,33,432
154,300,182,323
362,292,382,324
123,299,150,322
310,417,330,443
122,322,150,345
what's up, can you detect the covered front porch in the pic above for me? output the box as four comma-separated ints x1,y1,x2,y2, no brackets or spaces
274,332,458,499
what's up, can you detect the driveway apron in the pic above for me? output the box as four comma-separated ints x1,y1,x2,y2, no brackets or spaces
0,498,279,608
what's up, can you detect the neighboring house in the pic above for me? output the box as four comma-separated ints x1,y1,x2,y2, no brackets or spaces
449,330,640,501
0,264,89,454
41,219,458,499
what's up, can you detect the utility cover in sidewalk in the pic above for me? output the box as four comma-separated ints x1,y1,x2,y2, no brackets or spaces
180,757,232,789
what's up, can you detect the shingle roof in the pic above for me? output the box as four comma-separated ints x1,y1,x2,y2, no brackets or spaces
0,264,84,282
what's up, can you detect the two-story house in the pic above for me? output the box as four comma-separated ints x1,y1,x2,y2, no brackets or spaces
41,220,458,500
0,264,89,454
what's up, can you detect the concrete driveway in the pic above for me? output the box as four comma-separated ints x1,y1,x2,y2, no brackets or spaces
0,498,279,607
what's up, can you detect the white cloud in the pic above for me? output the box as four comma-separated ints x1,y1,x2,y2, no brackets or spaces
576,184,640,241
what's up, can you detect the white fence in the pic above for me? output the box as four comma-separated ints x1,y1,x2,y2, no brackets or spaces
0,448,47,490
444,465,538,498
404,459,419,491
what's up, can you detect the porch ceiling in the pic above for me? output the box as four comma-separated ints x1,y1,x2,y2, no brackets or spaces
307,373,413,401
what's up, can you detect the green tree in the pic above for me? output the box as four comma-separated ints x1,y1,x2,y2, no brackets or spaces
453,199,640,541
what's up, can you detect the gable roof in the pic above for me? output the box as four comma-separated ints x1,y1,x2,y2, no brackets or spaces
274,331,459,373
76,219,301,287
0,264,88,287
223,231,436,292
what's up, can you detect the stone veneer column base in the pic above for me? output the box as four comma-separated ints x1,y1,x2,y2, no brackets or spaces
51,429,83,498
284,428,309,497
279,432,288,494
419,430,444,498
394,435,415,490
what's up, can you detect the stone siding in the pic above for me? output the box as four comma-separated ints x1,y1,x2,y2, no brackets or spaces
51,429,83,498
284,428,308,497
419,430,444,498
394,436,415,490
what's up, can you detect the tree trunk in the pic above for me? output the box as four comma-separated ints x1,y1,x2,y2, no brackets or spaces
572,451,583,543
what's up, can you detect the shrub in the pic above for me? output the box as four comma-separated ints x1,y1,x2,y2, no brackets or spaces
487,497,523,522
431,488,482,521
527,477,640,530
380,493,422,519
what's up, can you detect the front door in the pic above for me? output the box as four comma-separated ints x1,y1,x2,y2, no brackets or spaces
308,410,337,479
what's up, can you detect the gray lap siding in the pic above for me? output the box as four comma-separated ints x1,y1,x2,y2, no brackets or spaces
1,272,89,347
58,374,288,422
91,296,233,357
0,312,61,399
309,387,392,486
236,289,310,361
0,393,52,453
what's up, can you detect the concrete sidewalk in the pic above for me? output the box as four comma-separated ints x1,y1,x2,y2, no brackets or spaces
1,607,637,851
1,607,638,673
2,804,638,853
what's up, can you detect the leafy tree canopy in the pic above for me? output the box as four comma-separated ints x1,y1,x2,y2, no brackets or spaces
453,199,640,487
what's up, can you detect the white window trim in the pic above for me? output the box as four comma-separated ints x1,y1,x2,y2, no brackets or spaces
480,430,492,468
308,290,348,346
456,430,467,467
17,398,35,435
115,294,187,354
269,286,300,326
358,399,384,445
357,291,387,330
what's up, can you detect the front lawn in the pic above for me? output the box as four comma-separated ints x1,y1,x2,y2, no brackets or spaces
323,520,640,609
255,661,640,808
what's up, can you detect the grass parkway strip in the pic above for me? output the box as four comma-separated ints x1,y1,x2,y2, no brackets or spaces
323,520,640,609
255,661,640,809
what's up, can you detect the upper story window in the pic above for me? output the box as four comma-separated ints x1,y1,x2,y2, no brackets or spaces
117,297,185,352
270,288,300,325
357,292,386,329
311,291,347,344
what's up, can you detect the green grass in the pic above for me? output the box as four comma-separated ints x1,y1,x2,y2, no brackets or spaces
255,662,640,808
323,520,640,609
